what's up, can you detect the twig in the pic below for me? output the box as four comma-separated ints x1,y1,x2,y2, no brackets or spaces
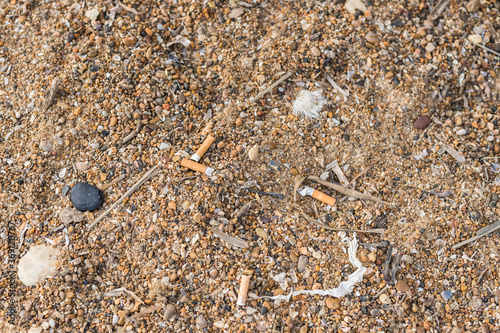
325,75,349,100
128,305,162,322
246,188,285,199
119,122,142,145
427,0,450,20
452,220,500,249
103,287,144,304
346,161,377,188
308,176,389,204
100,174,126,191
375,285,389,299
87,165,162,230
300,209,386,234
471,42,500,58
118,2,138,15
249,72,292,103
43,77,61,111
211,227,249,248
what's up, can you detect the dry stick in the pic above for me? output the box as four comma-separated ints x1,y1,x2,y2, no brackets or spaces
119,122,142,145
100,174,126,191
300,209,385,234
87,165,162,230
427,0,450,20
43,77,61,111
249,72,292,103
340,160,378,202
346,160,378,188
452,221,500,249
471,42,500,58
308,176,389,205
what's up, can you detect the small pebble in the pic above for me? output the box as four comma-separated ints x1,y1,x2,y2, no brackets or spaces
195,314,207,329
297,255,308,272
325,297,340,310
441,290,452,301
248,145,259,161
413,116,431,129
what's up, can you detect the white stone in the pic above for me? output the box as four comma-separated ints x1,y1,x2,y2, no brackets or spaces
345,0,366,14
18,245,60,286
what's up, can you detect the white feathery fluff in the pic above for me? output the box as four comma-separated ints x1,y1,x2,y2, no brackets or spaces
292,89,327,119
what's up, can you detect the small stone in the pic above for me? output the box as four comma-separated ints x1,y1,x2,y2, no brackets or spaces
76,162,89,171
290,168,299,176
396,280,410,293
325,297,340,310
71,182,105,212
370,308,380,316
466,0,481,12
195,314,207,329
177,93,186,104
250,247,260,258
261,140,277,150
209,269,218,278
109,116,117,127
228,7,244,18
379,293,391,304
255,228,269,239
311,46,320,57
235,117,243,126
40,139,54,152
123,36,137,47
297,255,309,272
18,245,60,286
164,304,176,320
248,145,259,161
454,116,462,126
425,43,435,53
368,252,377,262
441,290,452,301
344,0,366,14
413,116,431,129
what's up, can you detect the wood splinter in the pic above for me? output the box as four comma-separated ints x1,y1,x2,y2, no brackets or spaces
181,158,214,176
236,275,251,306
191,135,215,162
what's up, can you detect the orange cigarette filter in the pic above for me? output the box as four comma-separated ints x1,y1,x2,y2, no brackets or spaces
181,158,214,176
236,275,251,306
311,189,336,206
191,135,215,162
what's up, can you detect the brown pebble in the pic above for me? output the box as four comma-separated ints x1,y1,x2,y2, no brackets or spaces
495,144,500,154
413,116,431,129
195,314,207,329
325,297,340,310
290,168,299,176
261,140,277,150
164,304,176,320
235,118,243,126
396,280,410,293
123,36,138,47
109,116,117,127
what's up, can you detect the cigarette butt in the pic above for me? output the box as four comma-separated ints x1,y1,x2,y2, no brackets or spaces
311,189,336,206
236,275,251,306
191,135,215,162
181,158,214,176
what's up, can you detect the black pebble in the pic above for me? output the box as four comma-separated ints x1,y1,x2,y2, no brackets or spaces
90,65,99,72
71,182,104,211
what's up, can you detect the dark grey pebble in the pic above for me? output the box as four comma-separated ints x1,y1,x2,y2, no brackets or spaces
71,182,104,211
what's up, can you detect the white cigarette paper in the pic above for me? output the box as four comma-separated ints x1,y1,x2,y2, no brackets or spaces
237,275,251,306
